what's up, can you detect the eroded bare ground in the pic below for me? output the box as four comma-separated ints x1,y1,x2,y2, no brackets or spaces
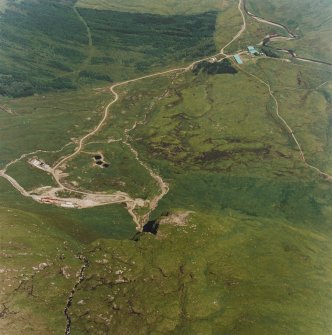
158,211,194,227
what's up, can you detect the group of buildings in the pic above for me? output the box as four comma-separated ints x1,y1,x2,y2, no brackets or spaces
233,45,260,65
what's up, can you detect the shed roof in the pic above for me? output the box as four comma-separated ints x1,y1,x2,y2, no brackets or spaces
248,46,258,54
233,54,243,64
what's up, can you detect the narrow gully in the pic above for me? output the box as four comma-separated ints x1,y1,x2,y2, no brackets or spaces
64,256,89,335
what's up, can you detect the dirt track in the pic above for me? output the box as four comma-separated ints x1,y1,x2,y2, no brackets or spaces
244,0,332,67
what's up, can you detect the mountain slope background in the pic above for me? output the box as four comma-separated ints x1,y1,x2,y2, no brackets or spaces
1,0,332,334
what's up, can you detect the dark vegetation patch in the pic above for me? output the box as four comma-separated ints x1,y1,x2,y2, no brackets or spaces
0,0,86,97
261,46,281,58
197,146,271,162
144,141,272,167
0,74,34,98
49,77,76,90
78,70,113,82
53,47,86,62
78,8,218,64
91,56,115,65
192,59,238,75
47,60,73,72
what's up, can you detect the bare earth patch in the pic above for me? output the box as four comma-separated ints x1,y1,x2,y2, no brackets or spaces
159,211,194,226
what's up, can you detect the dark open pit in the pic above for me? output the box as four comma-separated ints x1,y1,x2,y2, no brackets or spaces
102,163,110,168
143,220,159,235
96,160,103,165
94,155,102,160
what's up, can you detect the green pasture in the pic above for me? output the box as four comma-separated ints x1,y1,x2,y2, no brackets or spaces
0,88,109,167
0,178,136,241
62,141,159,199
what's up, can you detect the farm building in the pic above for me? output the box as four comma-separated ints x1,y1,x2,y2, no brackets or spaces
233,54,243,64
248,46,259,55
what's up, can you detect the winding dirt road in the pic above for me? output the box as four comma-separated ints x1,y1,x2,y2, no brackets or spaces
238,1,332,180
265,69,332,179
221,0,246,55
243,0,296,38
244,0,332,67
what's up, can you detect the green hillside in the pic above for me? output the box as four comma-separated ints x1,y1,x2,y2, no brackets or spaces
246,0,332,62
0,0,219,97
1,0,332,334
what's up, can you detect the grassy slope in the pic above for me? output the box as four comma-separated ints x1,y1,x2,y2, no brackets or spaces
253,59,332,175
69,211,332,335
62,141,160,199
0,206,83,334
0,177,136,241
2,207,332,334
0,0,219,97
0,88,108,167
